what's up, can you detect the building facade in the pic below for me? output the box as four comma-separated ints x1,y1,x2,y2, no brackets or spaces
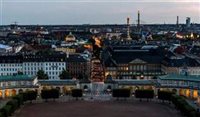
66,54,91,79
0,55,23,76
103,47,165,80
0,75,38,98
0,53,66,80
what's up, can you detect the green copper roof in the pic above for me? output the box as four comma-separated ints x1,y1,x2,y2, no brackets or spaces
0,75,36,82
115,79,154,85
158,74,200,82
38,80,76,85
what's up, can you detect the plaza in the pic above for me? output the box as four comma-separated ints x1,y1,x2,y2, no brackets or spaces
14,100,182,117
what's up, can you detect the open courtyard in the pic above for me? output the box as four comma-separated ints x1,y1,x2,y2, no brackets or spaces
15,100,182,117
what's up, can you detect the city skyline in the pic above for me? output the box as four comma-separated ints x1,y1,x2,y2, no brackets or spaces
0,0,200,25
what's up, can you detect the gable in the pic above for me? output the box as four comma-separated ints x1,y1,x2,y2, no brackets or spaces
130,58,147,64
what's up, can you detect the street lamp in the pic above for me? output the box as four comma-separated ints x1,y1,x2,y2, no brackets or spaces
140,75,144,79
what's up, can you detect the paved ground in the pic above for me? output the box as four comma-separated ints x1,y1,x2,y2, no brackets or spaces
15,100,183,117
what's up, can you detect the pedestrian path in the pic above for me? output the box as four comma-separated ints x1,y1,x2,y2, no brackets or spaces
84,92,112,101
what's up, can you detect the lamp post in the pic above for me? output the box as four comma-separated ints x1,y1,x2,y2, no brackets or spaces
140,74,144,79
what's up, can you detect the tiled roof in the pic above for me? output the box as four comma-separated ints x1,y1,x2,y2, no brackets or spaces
112,49,163,64
0,55,23,63
162,56,200,67
66,54,87,62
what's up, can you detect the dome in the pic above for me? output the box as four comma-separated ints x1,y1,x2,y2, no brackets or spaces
65,32,76,41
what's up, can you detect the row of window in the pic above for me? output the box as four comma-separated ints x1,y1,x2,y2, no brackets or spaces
1,73,17,76
0,67,65,72
0,63,65,67
23,62,65,66
116,76,152,79
118,72,162,75
0,68,21,72
0,64,21,67
160,80,200,88
0,81,32,87
24,71,62,76
23,66,65,71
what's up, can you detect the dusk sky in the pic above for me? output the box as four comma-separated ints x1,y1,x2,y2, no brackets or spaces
0,0,200,25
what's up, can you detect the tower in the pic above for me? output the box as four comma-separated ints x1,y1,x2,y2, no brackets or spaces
126,17,132,40
186,17,191,28
176,16,179,27
137,11,140,28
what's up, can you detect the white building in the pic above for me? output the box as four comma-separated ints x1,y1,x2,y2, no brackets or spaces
23,62,66,80
0,55,23,76
0,53,67,80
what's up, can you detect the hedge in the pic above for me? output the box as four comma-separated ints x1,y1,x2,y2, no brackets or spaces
158,91,173,101
0,91,37,117
71,89,83,100
171,95,197,117
12,94,24,106
0,112,4,117
41,89,60,101
51,89,59,100
6,99,18,114
135,89,154,100
112,89,131,98
0,105,12,117
22,91,37,102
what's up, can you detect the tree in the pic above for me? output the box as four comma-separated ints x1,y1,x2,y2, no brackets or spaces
37,69,48,80
51,89,59,101
6,100,18,114
0,105,12,117
22,91,37,103
77,74,84,80
71,89,83,100
135,89,154,101
112,89,131,99
59,69,71,80
41,89,59,102
41,90,50,102
17,71,23,75
158,91,173,102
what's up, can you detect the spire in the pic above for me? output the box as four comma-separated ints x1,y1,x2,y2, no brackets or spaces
127,17,132,40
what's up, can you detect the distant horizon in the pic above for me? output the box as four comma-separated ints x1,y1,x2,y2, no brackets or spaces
0,0,200,25
1,22,200,26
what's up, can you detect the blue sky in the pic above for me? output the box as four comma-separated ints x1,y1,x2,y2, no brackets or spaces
0,0,200,25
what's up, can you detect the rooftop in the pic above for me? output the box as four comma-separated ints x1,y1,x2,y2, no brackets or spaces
0,44,11,49
0,75,36,82
38,80,77,85
115,79,154,85
158,74,200,82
